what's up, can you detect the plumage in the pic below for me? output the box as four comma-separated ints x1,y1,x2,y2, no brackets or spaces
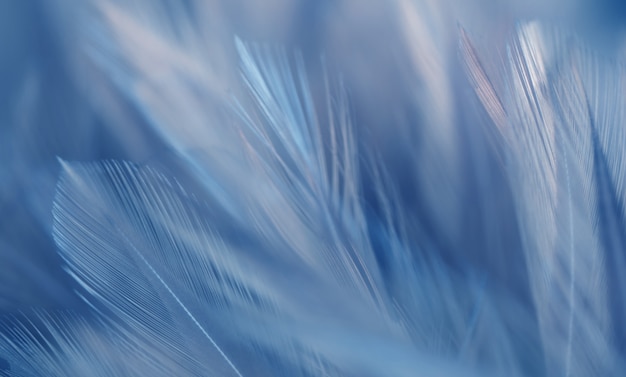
1,0,626,376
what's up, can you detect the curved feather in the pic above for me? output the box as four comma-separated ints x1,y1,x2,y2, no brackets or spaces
78,0,387,311
0,36,515,375
43,159,495,377
54,160,246,376
5,2,619,375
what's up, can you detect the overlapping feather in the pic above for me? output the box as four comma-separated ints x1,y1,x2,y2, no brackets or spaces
1,4,518,375
462,22,623,376
1,63,501,377
1,1,626,376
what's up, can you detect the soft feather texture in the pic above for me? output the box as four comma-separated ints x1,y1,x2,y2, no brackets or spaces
3,19,522,375
42,158,490,376
2,0,626,376
462,22,625,375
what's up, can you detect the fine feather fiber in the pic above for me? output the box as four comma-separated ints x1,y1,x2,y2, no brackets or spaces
2,0,626,376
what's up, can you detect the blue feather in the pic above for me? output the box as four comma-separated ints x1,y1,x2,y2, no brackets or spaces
2,0,626,376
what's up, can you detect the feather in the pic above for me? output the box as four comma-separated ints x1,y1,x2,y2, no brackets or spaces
0,311,183,377
3,1,626,376
463,22,623,375
4,157,492,377
1,26,517,375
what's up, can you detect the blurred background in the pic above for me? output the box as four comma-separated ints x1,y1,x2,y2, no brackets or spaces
1,1,626,374
1,0,625,311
